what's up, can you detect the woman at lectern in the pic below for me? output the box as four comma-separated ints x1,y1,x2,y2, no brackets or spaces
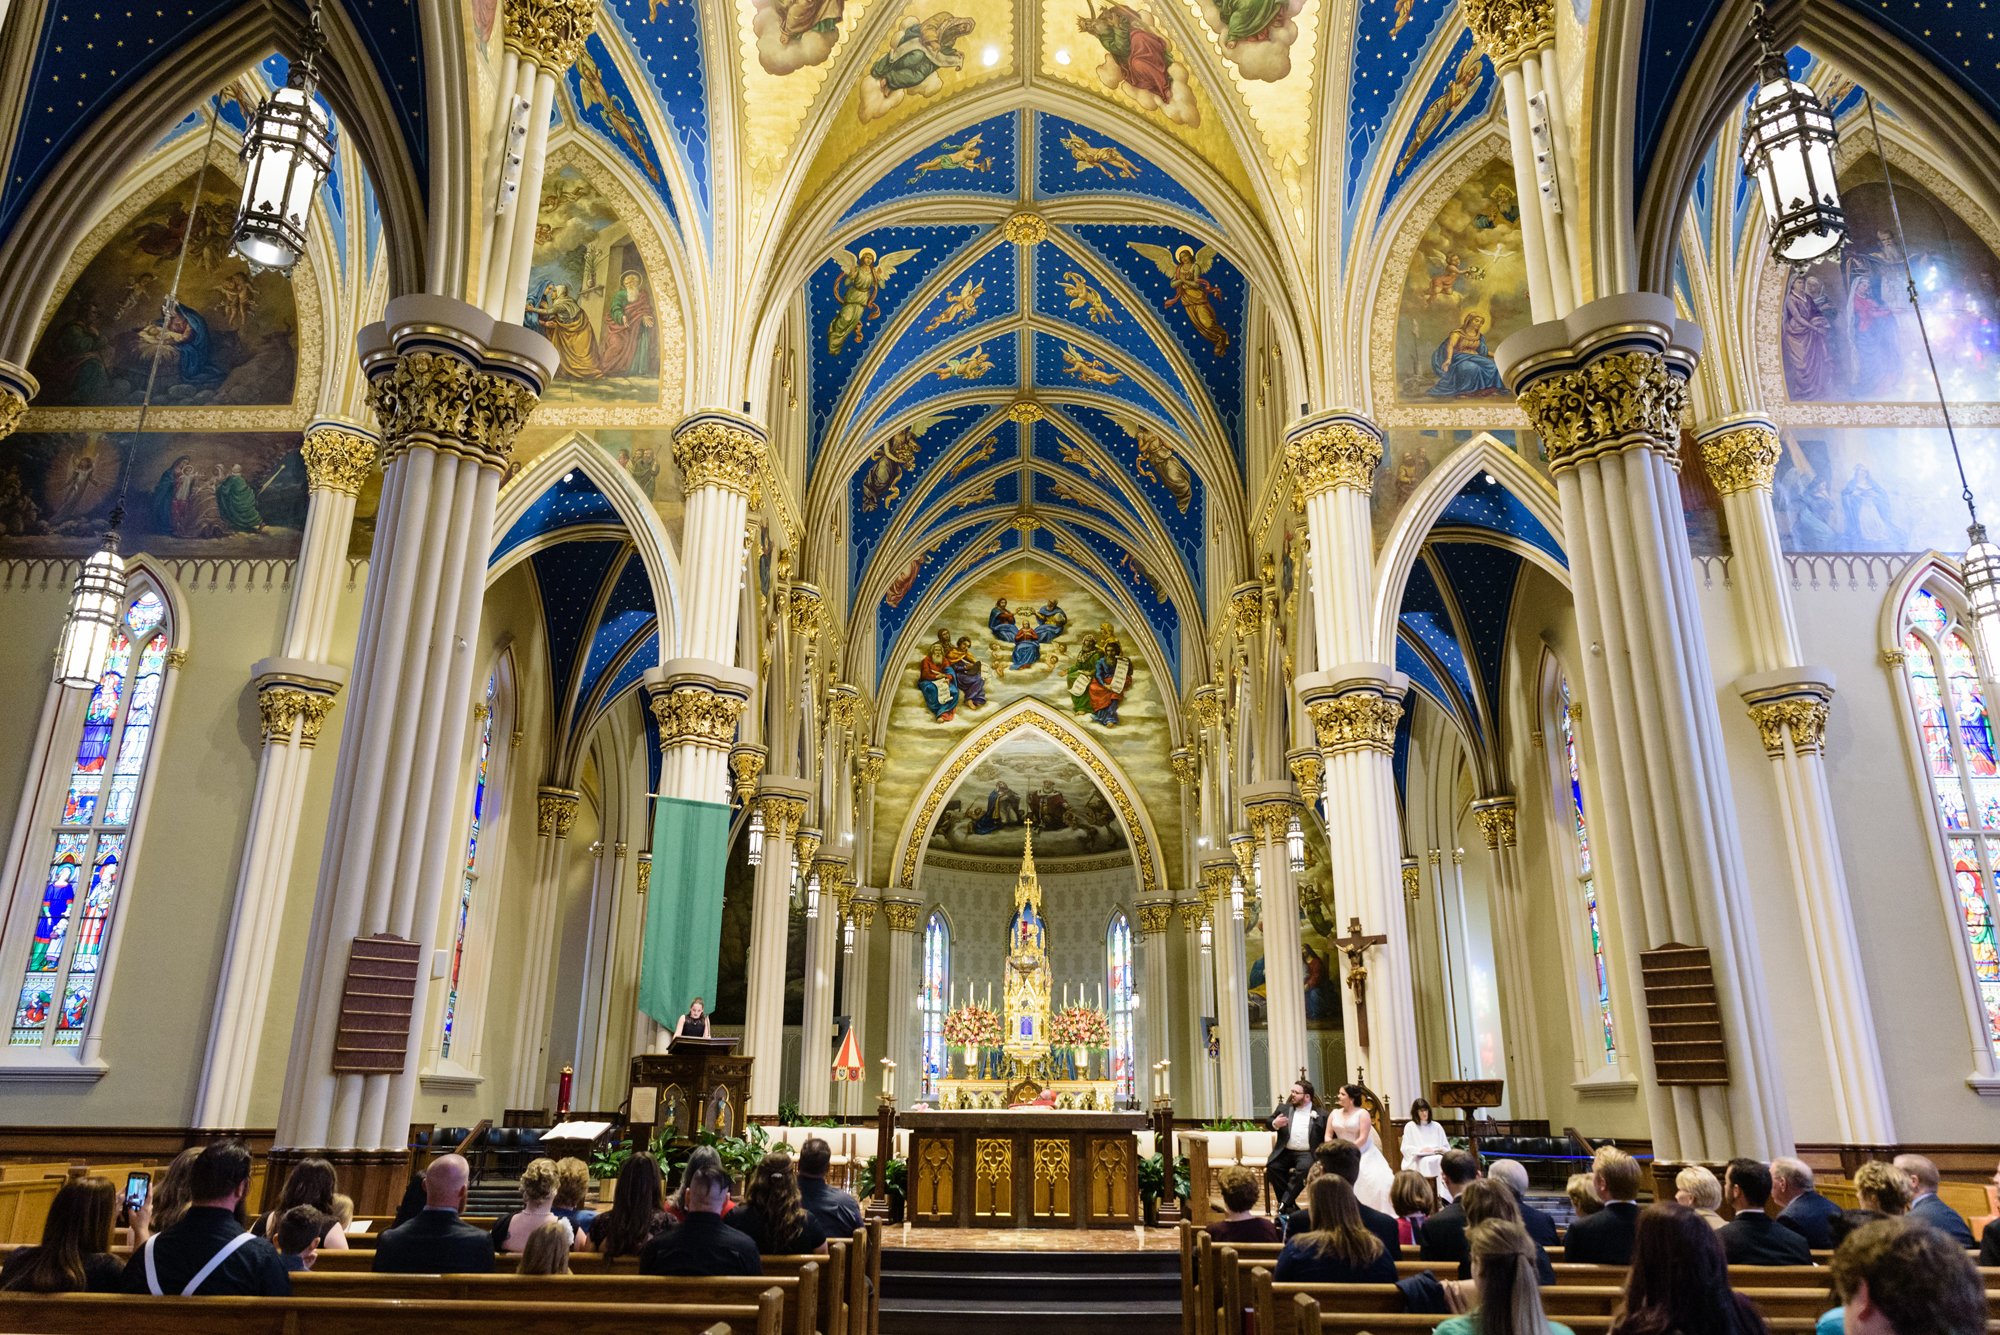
676,996,712,1039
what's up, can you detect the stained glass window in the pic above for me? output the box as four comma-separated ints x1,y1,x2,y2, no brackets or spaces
1901,589,2000,1056
1557,674,1615,1064
1106,912,1135,1101
13,590,168,1049
921,911,948,1096
441,673,497,1059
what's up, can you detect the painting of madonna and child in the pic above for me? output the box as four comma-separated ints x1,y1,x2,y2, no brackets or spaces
1394,159,1532,403
927,732,1130,861
27,173,299,408
525,168,662,404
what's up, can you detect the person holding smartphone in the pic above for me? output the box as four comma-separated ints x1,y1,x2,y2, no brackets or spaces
0,1176,133,1293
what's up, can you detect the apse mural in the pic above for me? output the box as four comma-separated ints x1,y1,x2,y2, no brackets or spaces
928,731,1129,859
1775,159,2000,404
526,167,662,404
1394,159,1530,403
1244,818,1342,1029
0,431,307,557
28,174,299,408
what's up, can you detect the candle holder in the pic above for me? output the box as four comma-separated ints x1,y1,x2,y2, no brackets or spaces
867,1058,897,1222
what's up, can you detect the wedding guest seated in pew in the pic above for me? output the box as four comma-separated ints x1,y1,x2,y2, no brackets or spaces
122,1141,291,1297
1282,1141,1401,1258
1209,1166,1281,1244
1274,1175,1398,1285
274,1206,326,1272
553,1157,599,1239
1455,1180,1555,1285
1891,1155,1974,1248
149,1147,201,1235
1565,1175,1602,1222
371,1153,495,1275
798,1138,862,1240
1824,1218,1986,1335
521,1218,574,1275
1772,1158,1842,1250
1488,1161,1559,1249
727,1153,828,1255
641,1147,760,1278
1853,1164,1911,1219
1419,1151,1485,1274
1719,1160,1811,1266
579,1152,668,1259
1829,1210,1891,1249
494,1157,564,1252
1564,1148,1643,1266
0,1176,129,1294
1674,1165,1727,1232
1608,1204,1767,1335
1436,1220,1573,1335
1391,1169,1436,1248
251,1156,348,1251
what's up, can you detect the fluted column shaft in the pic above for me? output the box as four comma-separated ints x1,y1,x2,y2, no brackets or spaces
275,299,551,1175
840,896,877,1115
1500,295,1788,1160
1178,903,1215,1116
505,786,579,1106
1698,415,1894,1142
882,899,921,1100
1137,903,1173,1106
1472,798,1545,1116
1248,792,1306,1102
745,788,805,1113
799,850,847,1116
1201,859,1253,1116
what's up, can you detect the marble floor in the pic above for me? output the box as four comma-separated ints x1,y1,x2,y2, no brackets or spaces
883,1224,1182,1250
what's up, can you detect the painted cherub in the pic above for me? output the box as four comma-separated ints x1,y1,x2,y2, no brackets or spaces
1060,341,1123,384
923,277,985,333
1422,251,1484,304
1061,271,1121,324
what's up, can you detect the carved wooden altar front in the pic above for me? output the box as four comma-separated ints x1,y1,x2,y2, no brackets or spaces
901,1109,1145,1229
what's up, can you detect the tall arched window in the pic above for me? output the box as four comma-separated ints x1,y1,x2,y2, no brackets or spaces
11,588,171,1049
920,910,949,1096
1106,910,1135,1100
1897,586,2000,1057
1554,671,1616,1065
441,671,498,1058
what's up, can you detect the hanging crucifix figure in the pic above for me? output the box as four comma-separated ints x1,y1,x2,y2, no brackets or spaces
1333,916,1388,1051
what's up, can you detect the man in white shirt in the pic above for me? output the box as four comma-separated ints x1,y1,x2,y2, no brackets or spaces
1265,1079,1328,1215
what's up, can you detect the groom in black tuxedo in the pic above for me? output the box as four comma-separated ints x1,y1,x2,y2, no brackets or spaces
1265,1079,1329,1215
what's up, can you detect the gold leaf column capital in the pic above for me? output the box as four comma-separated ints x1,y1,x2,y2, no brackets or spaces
504,0,599,69
1283,411,1384,499
672,410,768,498
301,419,381,496
1471,795,1519,850
1696,415,1782,495
1462,0,1554,72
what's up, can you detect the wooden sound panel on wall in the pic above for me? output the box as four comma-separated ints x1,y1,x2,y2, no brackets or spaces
331,934,422,1074
1639,943,1729,1085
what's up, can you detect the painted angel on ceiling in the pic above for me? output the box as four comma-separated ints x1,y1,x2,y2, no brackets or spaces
860,411,953,512
1060,130,1139,180
859,12,977,123
751,0,846,75
908,133,994,182
1126,421,1193,514
924,278,985,333
826,245,921,353
1061,271,1121,324
1076,0,1201,127
1128,242,1231,356
1396,51,1486,177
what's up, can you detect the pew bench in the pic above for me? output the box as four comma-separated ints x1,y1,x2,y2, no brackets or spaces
0,1290,772,1335
291,1268,814,1335
1286,1302,1828,1335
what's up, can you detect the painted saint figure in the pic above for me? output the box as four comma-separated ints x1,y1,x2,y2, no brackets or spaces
138,302,226,384
1086,629,1132,725
917,641,961,722
1078,0,1173,103
1396,51,1485,177
1427,313,1505,397
1132,427,1193,513
826,246,921,353
859,12,976,122
528,283,605,379
214,463,266,533
600,271,656,378
948,635,988,707
1129,242,1232,356
861,426,920,512
1782,272,1837,400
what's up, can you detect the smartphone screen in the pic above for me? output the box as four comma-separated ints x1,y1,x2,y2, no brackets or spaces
124,1172,149,1209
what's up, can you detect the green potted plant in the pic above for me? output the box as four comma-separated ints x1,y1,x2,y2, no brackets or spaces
1138,1152,1190,1225
856,1155,908,1222
589,1143,632,1202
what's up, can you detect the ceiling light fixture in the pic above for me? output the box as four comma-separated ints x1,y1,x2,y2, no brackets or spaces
232,0,337,275
1739,3,1845,268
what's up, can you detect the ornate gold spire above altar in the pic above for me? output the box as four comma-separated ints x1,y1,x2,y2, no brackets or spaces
1004,820,1052,1061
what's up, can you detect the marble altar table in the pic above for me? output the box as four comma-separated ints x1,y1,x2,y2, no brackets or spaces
901,1109,1146,1229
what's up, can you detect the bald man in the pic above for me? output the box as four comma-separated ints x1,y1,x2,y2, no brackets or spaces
1895,1154,1975,1247
372,1154,496,1273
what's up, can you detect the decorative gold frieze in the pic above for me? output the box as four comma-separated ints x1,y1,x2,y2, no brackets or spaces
882,900,921,933
1461,0,1554,72
672,415,766,497
1472,798,1518,850
789,585,823,637
1177,901,1205,930
1189,685,1223,732
825,685,859,735
1005,213,1048,246
257,686,310,744
1137,902,1173,935
1700,422,1781,495
1228,833,1256,886
1515,351,1689,474
1748,698,1832,756
537,787,581,838
504,0,599,71
298,694,335,748
850,898,878,927
367,351,539,469
795,828,823,868
1244,800,1292,846
1287,748,1324,804
1285,418,1383,498
651,688,748,750
1306,694,1403,754
301,424,379,496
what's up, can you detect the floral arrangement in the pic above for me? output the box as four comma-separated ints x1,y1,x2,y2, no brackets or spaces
1049,1005,1110,1047
941,1004,1002,1049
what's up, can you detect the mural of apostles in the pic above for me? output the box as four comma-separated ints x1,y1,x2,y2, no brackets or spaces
1062,623,1134,725
28,173,299,409
928,732,1129,859
1074,0,1202,127
859,11,977,123
525,168,662,404
916,627,992,721
1777,160,2000,404
1396,159,1531,403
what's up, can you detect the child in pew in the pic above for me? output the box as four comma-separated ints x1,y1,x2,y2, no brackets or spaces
275,1206,326,1272
520,1219,574,1276
1435,1220,1572,1335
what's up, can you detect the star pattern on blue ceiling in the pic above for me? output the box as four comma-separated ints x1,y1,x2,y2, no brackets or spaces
1033,113,1215,226
531,540,661,765
493,466,626,566
1429,541,1521,726
1435,471,1564,567
848,405,1004,605
592,1,711,246
1375,29,1495,227
850,237,1018,434
875,521,1000,673
1028,329,1190,425
567,34,680,242
1398,554,1481,740
844,112,1020,227
1029,418,1145,530
1053,403,1204,595
1343,0,1457,224
869,331,1020,430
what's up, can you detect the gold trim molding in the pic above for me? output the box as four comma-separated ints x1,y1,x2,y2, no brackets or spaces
1698,420,1780,495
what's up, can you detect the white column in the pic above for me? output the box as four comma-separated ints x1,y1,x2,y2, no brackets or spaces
1247,789,1306,1104
881,898,921,1098
745,785,806,1115
504,786,578,1108
1463,1,1572,319
1472,798,1545,1117
1179,900,1217,1117
840,894,877,1116
1698,414,1894,1143
1205,859,1253,1116
799,851,846,1115
1499,295,1790,1160
273,298,553,1200
1138,902,1173,1108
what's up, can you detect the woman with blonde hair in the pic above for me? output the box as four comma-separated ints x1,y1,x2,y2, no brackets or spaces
1565,1173,1602,1220
1853,1162,1912,1217
1274,1174,1398,1283
1437,1220,1572,1335
493,1157,563,1252
1675,1165,1727,1230
519,1218,574,1275
552,1157,598,1236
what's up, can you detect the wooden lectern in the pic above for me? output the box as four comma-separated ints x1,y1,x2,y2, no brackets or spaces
630,1037,752,1143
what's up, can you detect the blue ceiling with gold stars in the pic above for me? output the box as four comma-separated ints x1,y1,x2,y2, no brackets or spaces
529,538,659,766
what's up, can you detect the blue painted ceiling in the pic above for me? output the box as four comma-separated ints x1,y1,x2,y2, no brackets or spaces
529,539,660,764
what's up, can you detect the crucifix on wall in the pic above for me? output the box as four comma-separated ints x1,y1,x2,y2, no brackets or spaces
1333,917,1388,1051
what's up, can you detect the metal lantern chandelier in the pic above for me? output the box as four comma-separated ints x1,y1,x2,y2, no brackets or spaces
746,805,765,867
1739,4,1845,267
232,0,336,275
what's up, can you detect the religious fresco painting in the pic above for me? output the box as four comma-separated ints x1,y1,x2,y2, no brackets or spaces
0,431,307,558
1394,159,1530,404
1191,0,1304,81
1778,158,2000,405
509,425,689,551
1069,0,1202,127
526,168,661,404
859,9,980,123
1367,428,1546,550
1244,819,1342,1029
28,174,299,409
928,732,1130,859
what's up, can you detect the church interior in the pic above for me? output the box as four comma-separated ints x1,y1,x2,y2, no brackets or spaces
3,0,2000,1308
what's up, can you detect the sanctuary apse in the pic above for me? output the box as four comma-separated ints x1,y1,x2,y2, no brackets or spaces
0,0,1995,1199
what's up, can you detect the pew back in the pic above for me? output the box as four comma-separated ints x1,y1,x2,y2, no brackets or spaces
0,1291,766,1335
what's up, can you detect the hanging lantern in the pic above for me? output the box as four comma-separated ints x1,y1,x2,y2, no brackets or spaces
1964,524,2000,672
1199,917,1212,954
1739,7,1845,267
1286,813,1306,874
843,915,855,954
1229,873,1245,922
746,805,765,867
806,869,821,919
54,537,126,688
232,23,336,276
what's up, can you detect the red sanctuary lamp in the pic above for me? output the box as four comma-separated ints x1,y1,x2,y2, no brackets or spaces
558,1065,574,1118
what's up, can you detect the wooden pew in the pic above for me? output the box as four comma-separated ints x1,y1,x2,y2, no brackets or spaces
1287,1302,1828,1335
0,1290,770,1335
289,1271,815,1335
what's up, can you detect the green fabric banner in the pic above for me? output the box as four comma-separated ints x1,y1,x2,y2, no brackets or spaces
638,796,732,1029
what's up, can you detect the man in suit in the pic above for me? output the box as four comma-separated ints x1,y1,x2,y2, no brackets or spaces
1266,1079,1327,1216
1894,1154,1976,1247
1719,1158,1812,1265
1487,1159,1560,1248
798,1137,863,1239
1417,1149,1484,1271
372,1154,496,1274
1771,1157,1843,1250
1562,1147,1643,1265
1281,1140,1400,1258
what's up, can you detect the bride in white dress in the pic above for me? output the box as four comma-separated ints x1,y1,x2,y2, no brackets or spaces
1325,1084,1397,1215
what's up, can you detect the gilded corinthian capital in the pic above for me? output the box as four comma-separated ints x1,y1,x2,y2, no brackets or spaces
367,351,540,469
650,687,749,750
1515,351,1689,473
537,787,582,838
504,0,599,70
673,410,768,497
1305,694,1402,754
1284,411,1383,498
301,420,380,496
0,362,37,442
1471,796,1518,849
1697,417,1781,495
1462,0,1554,72
1747,699,1832,755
